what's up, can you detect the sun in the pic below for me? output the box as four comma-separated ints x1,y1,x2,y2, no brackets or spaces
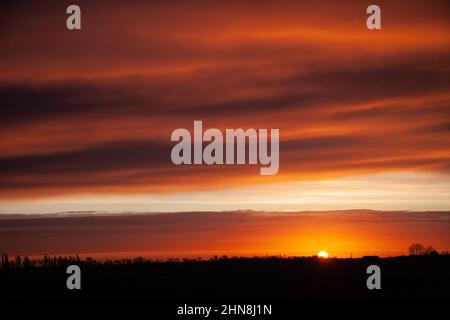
317,251,329,258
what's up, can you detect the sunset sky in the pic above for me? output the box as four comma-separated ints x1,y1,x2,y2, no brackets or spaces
0,1,449,257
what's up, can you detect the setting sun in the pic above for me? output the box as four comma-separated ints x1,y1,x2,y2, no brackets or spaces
317,251,329,258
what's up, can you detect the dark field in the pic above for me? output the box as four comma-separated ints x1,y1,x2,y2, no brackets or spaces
1,255,448,302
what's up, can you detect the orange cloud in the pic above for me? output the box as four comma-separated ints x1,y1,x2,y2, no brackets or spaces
0,0,449,201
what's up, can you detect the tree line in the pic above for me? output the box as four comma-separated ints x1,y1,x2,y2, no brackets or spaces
1,244,448,269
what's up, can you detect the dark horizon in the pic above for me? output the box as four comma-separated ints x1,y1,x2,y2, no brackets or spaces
2,253,449,303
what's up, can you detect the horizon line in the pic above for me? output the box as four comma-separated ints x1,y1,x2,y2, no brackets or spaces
1,208,450,219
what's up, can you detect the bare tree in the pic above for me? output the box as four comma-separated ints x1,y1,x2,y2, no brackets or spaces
409,243,426,255
1,254,9,268
15,255,22,268
23,256,32,268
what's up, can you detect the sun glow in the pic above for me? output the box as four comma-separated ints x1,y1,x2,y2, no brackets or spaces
317,251,329,258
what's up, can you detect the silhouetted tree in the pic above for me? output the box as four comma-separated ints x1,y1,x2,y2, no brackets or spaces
15,255,22,268
409,243,426,255
43,254,49,267
425,246,439,256
23,256,31,268
2,254,9,268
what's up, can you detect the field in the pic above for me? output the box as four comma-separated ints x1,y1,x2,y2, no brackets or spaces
1,255,448,302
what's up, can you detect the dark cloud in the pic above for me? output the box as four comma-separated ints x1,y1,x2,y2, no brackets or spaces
1,52,449,126
0,140,169,176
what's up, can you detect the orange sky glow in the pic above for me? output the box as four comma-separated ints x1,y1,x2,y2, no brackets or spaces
0,1,449,258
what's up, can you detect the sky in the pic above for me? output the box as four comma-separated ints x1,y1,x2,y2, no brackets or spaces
0,1,449,257
0,211,448,258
